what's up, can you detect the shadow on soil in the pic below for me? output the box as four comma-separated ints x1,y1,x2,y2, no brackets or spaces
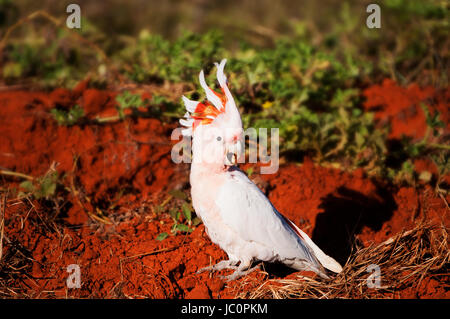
312,185,397,266
259,184,398,279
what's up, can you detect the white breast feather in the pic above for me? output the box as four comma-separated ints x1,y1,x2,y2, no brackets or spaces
214,169,321,268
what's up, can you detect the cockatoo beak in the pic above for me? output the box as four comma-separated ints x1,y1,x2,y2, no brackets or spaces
224,140,242,166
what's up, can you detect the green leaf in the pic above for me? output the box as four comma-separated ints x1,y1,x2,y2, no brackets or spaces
50,105,84,126
19,180,34,192
192,217,202,226
168,189,187,200
156,232,169,241
174,223,192,233
182,202,192,221
39,172,58,198
402,161,414,174
151,94,169,105
355,132,365,147
169,208,179,221
115,91,145,119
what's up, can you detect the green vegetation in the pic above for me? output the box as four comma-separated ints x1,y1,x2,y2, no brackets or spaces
115,90,147,119
18,171,59,200
120,30,225,84
156,189,201,241
50,104,84,126
0,0,448,184
385,105,449,185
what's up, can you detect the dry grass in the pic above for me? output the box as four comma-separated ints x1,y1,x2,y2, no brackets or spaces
0,195,4,262
0,192,447,299
0,196,54,298
234,222,449,298
0,228,34,298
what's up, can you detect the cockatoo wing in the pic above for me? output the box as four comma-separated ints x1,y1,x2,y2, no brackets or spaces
215,169,342,275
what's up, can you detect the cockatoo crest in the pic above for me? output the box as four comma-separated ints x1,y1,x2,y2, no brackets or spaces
180,59,242,136
181,59,343,280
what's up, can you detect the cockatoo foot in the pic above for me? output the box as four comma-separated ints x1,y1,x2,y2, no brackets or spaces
220,262,261,281
196,259,238,274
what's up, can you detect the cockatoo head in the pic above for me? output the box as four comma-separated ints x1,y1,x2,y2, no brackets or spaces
180,59,243,167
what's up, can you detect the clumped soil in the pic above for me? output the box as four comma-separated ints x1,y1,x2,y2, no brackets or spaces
0,79,448,299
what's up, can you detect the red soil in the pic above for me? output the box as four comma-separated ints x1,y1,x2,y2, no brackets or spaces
363,78,449,140
0,80,448,299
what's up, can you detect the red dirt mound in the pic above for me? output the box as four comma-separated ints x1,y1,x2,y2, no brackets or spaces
0,80,448,299
0,87,178,201
363,78,449,140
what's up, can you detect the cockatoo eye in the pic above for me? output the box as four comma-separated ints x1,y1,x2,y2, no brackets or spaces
216,136,222,142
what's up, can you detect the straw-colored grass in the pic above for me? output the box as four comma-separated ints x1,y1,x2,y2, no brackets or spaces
0,194,447,298
233,222,449,298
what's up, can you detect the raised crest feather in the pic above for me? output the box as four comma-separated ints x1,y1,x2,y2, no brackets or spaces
179,59,235,136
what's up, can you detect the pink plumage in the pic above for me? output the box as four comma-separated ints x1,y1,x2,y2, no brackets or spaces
180,59,343,281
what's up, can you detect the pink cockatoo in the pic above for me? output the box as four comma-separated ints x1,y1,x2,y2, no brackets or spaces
179,59,343,281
